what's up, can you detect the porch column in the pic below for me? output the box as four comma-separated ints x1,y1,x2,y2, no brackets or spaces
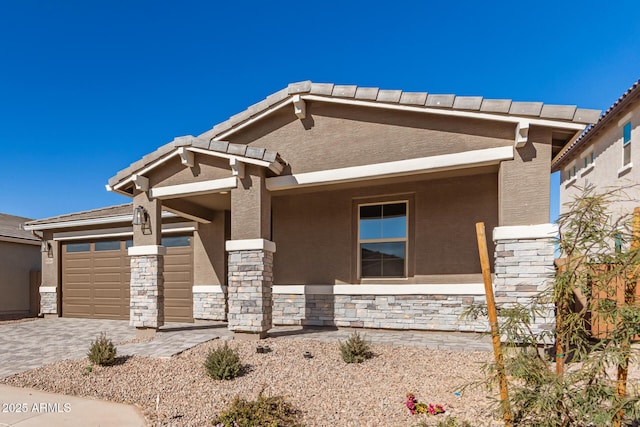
226,165,274,339
40,231,60,317
129,191,164,336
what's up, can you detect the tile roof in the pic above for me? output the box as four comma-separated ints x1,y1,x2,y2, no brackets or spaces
24,204,133,226
108,136,286,189
0,213,38,242
107,81,601,189
198,80,601,141
551,78,640,171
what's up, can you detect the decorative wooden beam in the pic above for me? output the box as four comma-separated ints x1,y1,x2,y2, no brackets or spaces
293,94,306,119
229,158,245,178
178,147,195,167
515,122,529,148
131,174,149,191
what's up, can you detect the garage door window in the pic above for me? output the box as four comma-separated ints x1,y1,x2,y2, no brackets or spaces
95,240,121,251
162,236,190,247
66,243,90,253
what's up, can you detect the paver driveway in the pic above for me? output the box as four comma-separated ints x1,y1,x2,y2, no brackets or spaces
0,318,228,379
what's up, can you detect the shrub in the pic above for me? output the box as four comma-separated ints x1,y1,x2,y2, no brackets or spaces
204,342,243,380
87,332,117,366
213,391,303,427
339,331,372,363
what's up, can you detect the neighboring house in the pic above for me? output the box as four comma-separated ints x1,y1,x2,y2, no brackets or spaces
552,79,640,218
24,81,600,338
0,213,41,318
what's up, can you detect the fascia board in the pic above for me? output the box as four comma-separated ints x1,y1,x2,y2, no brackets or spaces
267,146,513,191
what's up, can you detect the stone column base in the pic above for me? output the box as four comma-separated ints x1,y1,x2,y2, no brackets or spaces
493,224,557,340
129,246,166,329
226,239,275,338
40,286,58,316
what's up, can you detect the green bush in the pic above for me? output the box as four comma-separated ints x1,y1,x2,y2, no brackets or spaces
339,331,372,363
213,391,303,427
87,332,117,366
204,342,243,380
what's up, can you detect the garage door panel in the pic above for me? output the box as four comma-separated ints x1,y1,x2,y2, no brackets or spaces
164,271,191,282
65,273,92,284
93,258,122,268
64,260,92,269
63,236,193,322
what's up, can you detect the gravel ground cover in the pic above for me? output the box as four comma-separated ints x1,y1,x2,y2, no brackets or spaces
1,338,501,426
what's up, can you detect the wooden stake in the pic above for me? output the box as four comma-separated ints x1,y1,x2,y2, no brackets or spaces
613,207,640,427
555,258,566,377
476,222,513,427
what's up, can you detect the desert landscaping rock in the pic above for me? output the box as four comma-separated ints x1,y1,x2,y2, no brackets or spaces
1,339,502,426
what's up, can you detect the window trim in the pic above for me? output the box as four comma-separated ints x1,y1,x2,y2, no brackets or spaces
581,151,595,176
622,121,632,167
357,200,409,279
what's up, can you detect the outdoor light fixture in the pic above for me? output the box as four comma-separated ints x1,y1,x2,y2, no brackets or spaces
40,240,53,258
132,205,152,235
132,205,148,226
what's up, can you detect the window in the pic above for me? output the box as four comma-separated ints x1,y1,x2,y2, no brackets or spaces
66,242,90,253
584,152,595,168
161,236,191,247
567,164,577,180
358,201,407,278
95,240,121,251
623,122,632,166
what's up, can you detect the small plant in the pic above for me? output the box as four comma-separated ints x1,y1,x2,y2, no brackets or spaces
339,331,372,363
212,391,303,427
436,416,472,427
406,393,445,416
82,365,93,376
204,342,243,380
87,332,117,366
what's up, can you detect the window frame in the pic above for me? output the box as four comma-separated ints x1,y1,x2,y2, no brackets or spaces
357,200,409,279
623,121,632,167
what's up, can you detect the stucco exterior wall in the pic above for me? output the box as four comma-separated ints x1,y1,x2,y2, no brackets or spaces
271,172,498,286
147,155,232,188
0,241,40,315
560,100,640,218
229,102,515,174
498,126,552,226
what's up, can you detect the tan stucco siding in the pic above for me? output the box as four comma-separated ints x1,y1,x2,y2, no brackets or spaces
147,154,232,188
0,241,40,314
271,172,498,285
229,102,515,174
560,101,640,218
498,126,552,225
231,165,271,240
193,212,227,287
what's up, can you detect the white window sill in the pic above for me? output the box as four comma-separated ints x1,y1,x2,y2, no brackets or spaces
580,163,595,177
618,163,633,177
564,176,577,188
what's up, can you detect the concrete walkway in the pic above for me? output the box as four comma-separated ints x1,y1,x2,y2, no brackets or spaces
0,317,491,426
0,384,145,426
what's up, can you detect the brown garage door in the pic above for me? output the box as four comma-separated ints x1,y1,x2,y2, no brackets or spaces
61,236,193,322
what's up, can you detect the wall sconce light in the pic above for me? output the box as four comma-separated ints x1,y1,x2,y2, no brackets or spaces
41,240,53,258
132,205,151,235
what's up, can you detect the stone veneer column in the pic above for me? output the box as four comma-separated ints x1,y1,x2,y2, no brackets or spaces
493,224,557,338
226,239,275,339
129,245,165,331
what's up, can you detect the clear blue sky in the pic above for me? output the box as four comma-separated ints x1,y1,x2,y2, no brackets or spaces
1,1,639,221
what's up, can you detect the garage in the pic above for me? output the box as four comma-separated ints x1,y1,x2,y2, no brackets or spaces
61,235,193,322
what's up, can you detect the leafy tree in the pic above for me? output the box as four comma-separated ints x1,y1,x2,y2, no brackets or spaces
467,186,640,426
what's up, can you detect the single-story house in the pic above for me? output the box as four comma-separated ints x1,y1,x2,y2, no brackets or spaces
0,213,41,318
25,81,600,338
552,78,640,217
